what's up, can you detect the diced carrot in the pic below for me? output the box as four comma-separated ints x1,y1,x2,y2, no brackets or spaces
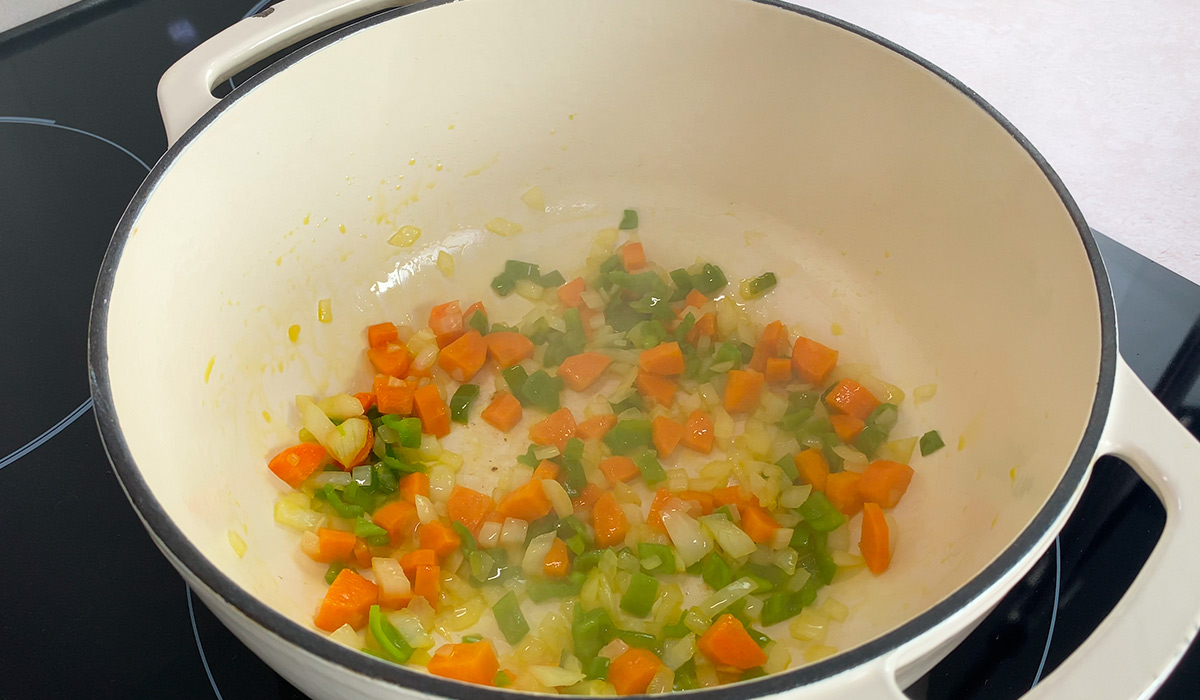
739,504,780,544
464,301,487,321
314,569,378,632
413,564,440,606
372,501,419,545
483,331,535,368
399,472,430,504
608,647,663,696
764,357,792,385
427,641,499,686
576,414,617,441
794,449,829,492
686,312,717,344
684,289,709,310
447,486,495,534
644,487,673,533
635,369,677,407
495,478,552,522
558,352,612,392
592,492,629,547
619,242,647,271
857,460,915,509
309,528,356,563
367,322,399,349
749,321,785,372
418,521,462,558
572,484,603,510
651,415,685,458
557,277,587,309
676,490,716,515
532,460,560,480
825,471,864,516
373,374,415,415
529,407,577,451
429,301,464,348
639,342,685,376
481,391,522,432
352,538,373,568
543,537,570,578
367,341,412,378
399,549,437,579
599,456,640,484
697,614,768,670
791,336,838,384
722,369,765,414
413,384,450,437
378,587,414,611
354,392,377,412
267,443,329,488
830,414,866,443
825,378,881,421
681,409,714,454
860,502,891,574
712,485,760,510
438,329,488,382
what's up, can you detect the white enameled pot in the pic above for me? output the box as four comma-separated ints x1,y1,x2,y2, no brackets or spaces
89,0,1200,698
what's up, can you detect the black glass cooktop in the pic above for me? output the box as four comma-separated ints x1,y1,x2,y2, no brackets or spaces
1,2,1197,698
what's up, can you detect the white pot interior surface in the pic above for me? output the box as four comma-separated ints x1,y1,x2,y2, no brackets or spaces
99,0,1105,684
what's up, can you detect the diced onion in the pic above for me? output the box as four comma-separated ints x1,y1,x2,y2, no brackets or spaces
786,569,812,592
804,644,838,662
530,666,585,688
501,517,529,546
443,597,486,630
771,528,794,551
372,557,412,597
598,638,629,660
913,383,938,405
389,225,422,247
832,551,865,567
876,436,918,465
699,515,757,558
300,530,321,559
780,485,812,509
661,510,712,567
698,577,757,618
521,186,546,211
415,495,437,524
646,665,674,694
580,290,605,310
533,444,561,460
329,623,363,648
516,279,544,300
765,641,791,674
485,217,523,237
436,250,455,277
542,479,574,517
320,416,370,467
311,471,352,488
428,464,454,502
773,547,798,574
413,345,439,371
351,465,372,486
742,596,763,620
274,493,325,531
317,298,332,323
832,445,868,466
317,393,365,421
789,608,831,642
683,609,709,635
478,521,501,549
227,530,247,558
388,609,433,648
822,597,849,622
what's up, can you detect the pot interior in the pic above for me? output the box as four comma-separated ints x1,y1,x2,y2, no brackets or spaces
101,0,1103,675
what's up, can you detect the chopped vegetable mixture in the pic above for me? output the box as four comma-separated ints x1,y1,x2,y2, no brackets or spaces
266,210,939,692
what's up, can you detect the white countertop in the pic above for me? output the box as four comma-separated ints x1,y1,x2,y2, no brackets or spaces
801,0,1200,285
6,0,1198,284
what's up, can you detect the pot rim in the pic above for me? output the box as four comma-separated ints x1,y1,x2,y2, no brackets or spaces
88,0,1116,695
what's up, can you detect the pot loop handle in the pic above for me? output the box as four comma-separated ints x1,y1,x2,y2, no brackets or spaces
810,358,1200,700
157,0,415,146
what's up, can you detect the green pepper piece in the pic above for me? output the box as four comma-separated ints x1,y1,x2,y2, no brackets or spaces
492,591,530,644
354,516,387,539
821,435,845,473
662,620,690,639
637,542,676,576
449,384,480,425
523,370,562,413
789,523,813,551
373,465,399,493
603,419,653,454
502,365,530,405
526,514,560,545
627,320,668,349
673,660,699,691
563,437,585,461
573,548,606,573
505,260,540,281
395,417,422,448
867,403,899,430
609,393,645,415
538,269,566,288
920,430,946,456
368,605,414,663
321,484,363,518
669,268,694,302
619,209,639,230
452,522,477,551
528,576,585,602
690,263,728,295
494,670,513,687
462,634,483,644
604,299,650,332
776,454,800,482
468,550,496,583
701,552,733,591
620,572,659,618
740,272,777,299
560,458,588,494
799,491,847,533
741,666,767,680
465,308,489,335
760,591,806,625
491,274,516,297
572,607,616,660
324,561,349,585
712,341,742,369
516,444,540,467
584,656,610,681
632,449,667,485
855,425,889,459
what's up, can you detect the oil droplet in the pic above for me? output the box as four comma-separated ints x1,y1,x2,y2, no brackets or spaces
204,355,215,383
302,214,310,225
275,257,282,266
338,224,346,234
884,250,891,258
262,410,272,423
958,434,968,451
317,299,332,323
1010,466,1017,483
408,158,416,166
367,195,373,201
831,323,844,336
435,164,443,172
427,182,436,190
568,114,575,120
288,324,301,342
448,124,455,130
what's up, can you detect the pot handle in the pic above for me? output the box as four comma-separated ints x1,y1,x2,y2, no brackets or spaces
1019,357,1200,698
157,0,414,146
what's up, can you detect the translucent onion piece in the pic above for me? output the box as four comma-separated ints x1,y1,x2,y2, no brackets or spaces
699,515,757,558
372,557,412,597
698,577,756,618
661,510,713,567
317,393,366,421
501,517,529,546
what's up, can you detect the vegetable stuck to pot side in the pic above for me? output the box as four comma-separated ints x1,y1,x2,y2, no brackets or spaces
265,208,944,692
